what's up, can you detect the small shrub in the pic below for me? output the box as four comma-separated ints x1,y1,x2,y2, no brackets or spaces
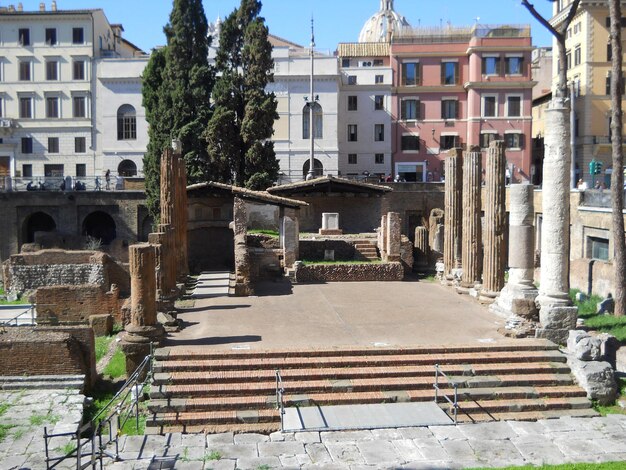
84,236,103,251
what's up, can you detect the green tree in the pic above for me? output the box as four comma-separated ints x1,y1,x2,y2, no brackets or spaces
142,0,214,219
206,0,279,189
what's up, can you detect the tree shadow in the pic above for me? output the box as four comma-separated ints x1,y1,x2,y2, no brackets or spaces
176,304,251,313
163,335,262,347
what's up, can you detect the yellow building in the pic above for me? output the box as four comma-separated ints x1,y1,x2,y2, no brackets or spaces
551,0,626,186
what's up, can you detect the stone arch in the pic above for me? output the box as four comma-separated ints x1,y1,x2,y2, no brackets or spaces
117,159,137,177
302,158,323,178
23,211,57,243
82,211,117,245
117,104,137,140
139,214,153,242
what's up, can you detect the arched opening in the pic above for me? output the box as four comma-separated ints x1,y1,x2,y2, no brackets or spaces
82,211,117,245
302,158,323,178
139,215,153,242
117,104,137,140
117,160,137,177
23,212,56,243
302,102,323,139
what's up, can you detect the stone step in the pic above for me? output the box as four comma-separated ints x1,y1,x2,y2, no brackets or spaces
147,385,588,413
152,362,571,385
145,422,280,435
0,374,85,391
455,407,600,423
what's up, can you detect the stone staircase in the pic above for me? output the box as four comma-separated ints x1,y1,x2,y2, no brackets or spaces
146,339,597,434
353,240,379,261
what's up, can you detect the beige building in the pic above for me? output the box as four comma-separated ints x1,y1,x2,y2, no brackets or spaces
551,0,626,187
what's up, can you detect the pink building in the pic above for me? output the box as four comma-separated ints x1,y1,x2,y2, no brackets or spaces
390,25,534,183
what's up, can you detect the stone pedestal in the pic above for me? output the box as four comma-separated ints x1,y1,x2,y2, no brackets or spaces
535,98,578,344
120,243,164,379
492,184,539,321
386,212,401,262
443,149,462,285
458,149,482,294
319,212,342,235
480,141,506,304
233,197,252,296
414,226,430,270
280,207,300,268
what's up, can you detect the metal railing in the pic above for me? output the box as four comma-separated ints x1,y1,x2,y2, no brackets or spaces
44,345,154,469
275,369,286,432
2,175,143,192
0,305,36,327
433,364,459,424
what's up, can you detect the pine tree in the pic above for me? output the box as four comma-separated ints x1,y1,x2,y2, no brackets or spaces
142,0,214,220
205,0,279,189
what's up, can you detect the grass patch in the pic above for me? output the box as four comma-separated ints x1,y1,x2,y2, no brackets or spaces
571,289,603,318
570,289,626,341
0,403,9,417
248,229,279,237
29,412,60,426
301,259,381,265
103,348,126,379
205,450,221,461
0,424,14,443
95,336,114,363
468,464,626,470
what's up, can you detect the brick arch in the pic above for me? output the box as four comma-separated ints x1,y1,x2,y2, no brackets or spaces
81,211,117,245
22,211,57,244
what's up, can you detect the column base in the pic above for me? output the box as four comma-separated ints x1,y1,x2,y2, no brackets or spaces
456,280,480,295
490,284,539,320
120,324,164,378
535,303,579,346
478,289,499,305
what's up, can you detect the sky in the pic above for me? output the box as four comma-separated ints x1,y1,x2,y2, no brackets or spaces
9,0,555,52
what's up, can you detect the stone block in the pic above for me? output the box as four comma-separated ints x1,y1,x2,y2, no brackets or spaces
575,337,602,361
567,356,617,405
512,298,539,319
567,330,588,352
88,314,112,336
535,327,571,345
539,305,578,330
598,333,620,369
321,213,340,231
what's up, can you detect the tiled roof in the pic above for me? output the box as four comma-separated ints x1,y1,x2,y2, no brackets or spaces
267,175,392,195
187,182,308,208
337,42,390,57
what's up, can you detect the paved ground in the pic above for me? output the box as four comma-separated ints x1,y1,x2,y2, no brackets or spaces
0,304,35,325
167,275,506,350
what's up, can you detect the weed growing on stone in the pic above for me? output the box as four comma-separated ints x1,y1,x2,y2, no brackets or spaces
205,450,221,461
103,348,126,379
95,336,115,363
256,465,271,470
0,402,9,417
0,424,14,443
468,463,626,469
61,441,77,456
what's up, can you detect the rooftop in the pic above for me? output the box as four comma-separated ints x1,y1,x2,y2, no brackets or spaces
187,182,308,208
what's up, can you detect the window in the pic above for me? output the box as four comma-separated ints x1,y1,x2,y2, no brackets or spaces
348,124,358,142
19,97,32,118
0,97,3,117
505,133,524,149
574,45,581,66
505,56,524,75
482,95,497,117
401,134,420,151
375,153,384,164
507,95,522,117
348,75,357,85
401,99,419,120
402,62,420,86
480,133,499,148
608,43,612,61
76,164,86,177
73,60,85,80
73,96,86,118
375,124,384,142
22,164,32,177
566,51,571,70
48,137,59,153
302,102,323,139
45,28,57,45
46,97,59,118
348,96,357,111
341,58,350,68
18,28,30,46
440,135,459,150
46,60,58,80
75,136,86,153
441,99,458,120
348,154,357,164
117,104,137,140
21,137,33,154
19,60,31,81
482,56,500,75
441,61,459,85
590,237,609,261
73,28,84,44
375,74,384,84
373,59,383,66
374,95,384,110
44,164,64,177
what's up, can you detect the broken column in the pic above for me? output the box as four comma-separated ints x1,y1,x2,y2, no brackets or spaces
175,150,189,280
149,227,177,312
414,226,430,270
280,207,300,268
386,212,401,262
480,140,506,304
443,148,463,285
233,197,252,296
379,214,388,258
492,184,539,321
458,147,482,294
536,99,578,344
120,243,164,378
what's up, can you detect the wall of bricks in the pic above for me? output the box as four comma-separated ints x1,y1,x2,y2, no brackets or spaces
0,326,96,389
294,261,404,283
35,284,122,324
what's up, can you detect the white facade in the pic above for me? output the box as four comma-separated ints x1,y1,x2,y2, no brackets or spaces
0,5,144,187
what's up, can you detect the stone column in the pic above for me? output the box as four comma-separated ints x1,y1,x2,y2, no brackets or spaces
492,184,539,320
120,243,164,378
386,212,401,262
458,148,482,294
149,228,176,312
281,207,299,268
379,215,388,261
158,223,177,300
443,148,463,285
175,153,189,280
480,140,506,304
414,226,430,270
160,148,175,228
233,197,252,296
536,98,578,344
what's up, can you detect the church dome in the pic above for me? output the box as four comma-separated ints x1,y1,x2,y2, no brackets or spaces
358,0,411,43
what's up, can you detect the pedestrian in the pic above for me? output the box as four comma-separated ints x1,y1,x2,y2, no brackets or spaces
95,176,101,191
105,169,110,190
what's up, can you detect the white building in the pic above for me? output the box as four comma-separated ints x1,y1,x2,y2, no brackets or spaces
0,3,145,189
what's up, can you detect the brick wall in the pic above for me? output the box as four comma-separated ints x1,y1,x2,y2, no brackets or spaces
35,284,122,324
294,262,404,283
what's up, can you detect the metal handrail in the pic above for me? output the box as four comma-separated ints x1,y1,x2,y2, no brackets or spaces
433,364,459,424
275,369,285,432
0,305,36,327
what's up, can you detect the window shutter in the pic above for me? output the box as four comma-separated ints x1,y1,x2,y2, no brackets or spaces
441,63,446,84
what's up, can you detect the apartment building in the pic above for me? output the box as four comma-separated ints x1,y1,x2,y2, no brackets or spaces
0,3,144,188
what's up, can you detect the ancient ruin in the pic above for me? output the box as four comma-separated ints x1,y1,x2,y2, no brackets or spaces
458,147,482,294
443,148,462,285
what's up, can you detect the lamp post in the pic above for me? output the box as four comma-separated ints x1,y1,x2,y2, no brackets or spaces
306,17,316,180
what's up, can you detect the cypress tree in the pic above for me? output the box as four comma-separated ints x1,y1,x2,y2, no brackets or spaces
142,0,214,220
206,0,279,189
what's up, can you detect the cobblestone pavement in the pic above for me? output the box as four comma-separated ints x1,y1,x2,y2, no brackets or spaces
0,389,85,470
97,415,626,470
